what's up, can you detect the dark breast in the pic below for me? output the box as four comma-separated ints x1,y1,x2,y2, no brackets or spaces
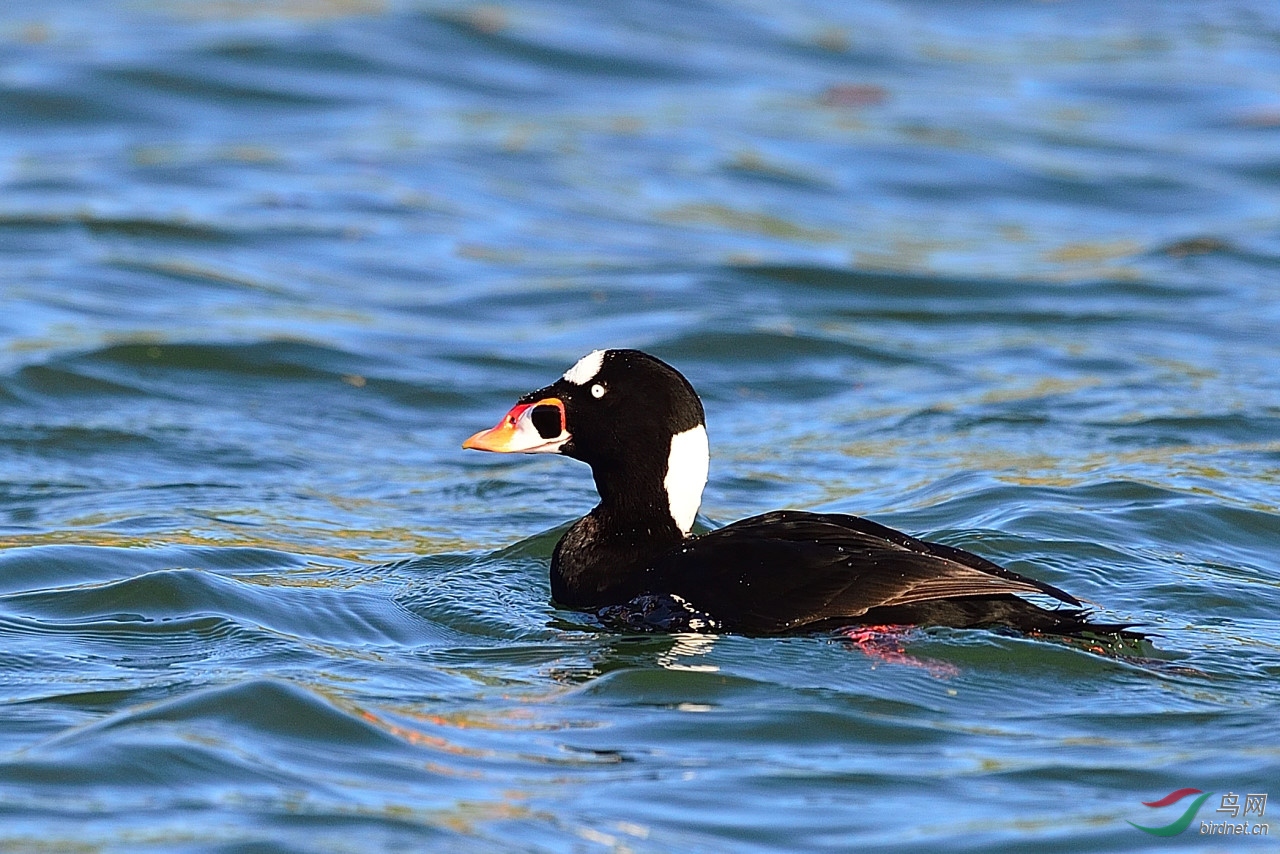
551,511,680,607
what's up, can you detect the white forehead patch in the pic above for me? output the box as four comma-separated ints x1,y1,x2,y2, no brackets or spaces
563,349,607,385
664,424,708,536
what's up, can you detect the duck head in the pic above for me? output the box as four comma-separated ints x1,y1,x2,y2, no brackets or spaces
463,349,708,535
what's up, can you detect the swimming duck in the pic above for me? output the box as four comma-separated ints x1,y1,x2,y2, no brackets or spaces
464,349,1138,637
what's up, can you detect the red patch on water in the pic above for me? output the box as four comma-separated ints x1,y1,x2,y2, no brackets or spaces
840,625,960,678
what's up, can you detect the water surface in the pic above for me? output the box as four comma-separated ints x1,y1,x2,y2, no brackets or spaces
2,1,1279,851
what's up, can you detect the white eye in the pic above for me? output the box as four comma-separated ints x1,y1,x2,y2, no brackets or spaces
590,383,606,399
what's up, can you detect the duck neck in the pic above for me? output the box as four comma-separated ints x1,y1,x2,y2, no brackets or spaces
593,462,686,540
550,458,698,608
550,424,709,608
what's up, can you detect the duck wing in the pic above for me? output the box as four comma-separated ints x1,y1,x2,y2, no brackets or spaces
644,510,1080,634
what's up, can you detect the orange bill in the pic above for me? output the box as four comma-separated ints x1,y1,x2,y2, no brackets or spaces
463,397,568,454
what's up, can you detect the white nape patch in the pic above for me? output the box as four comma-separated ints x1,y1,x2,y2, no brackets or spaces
563,349,607,385
664,424,708,536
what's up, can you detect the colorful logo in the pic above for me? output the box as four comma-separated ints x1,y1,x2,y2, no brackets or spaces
1128,788,1213,837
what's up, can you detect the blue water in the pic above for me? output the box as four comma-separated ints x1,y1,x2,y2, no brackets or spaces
2,1,1279,851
